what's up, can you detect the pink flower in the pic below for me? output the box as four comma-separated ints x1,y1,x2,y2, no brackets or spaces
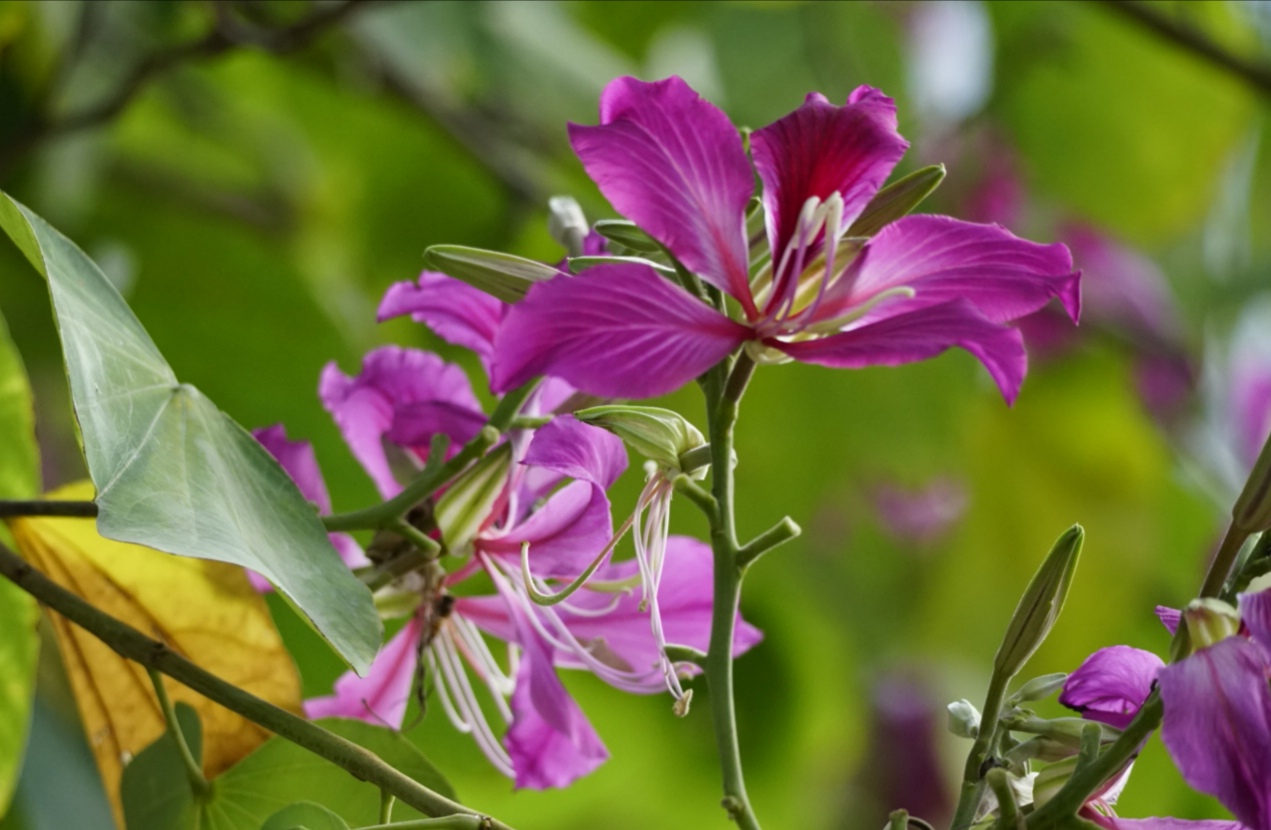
492,76,1079,404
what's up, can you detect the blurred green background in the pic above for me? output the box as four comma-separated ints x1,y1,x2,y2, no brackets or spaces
1,1,1269,827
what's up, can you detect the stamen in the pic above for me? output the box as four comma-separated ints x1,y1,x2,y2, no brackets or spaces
437,631,515,775
520,505,638,606
802,285,917,335
427,645,471,733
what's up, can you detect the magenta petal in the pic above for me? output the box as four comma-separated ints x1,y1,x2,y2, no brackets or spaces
1059,645,1163,730
388,401,487,449
524,415,628,490
320,347,484,498
491,263,749,399
1160,637,1271,830
751,88,908,271
1156,605,1182,635
775,298,1028,404
1083,811,1245,830
499,587,608,788
824,215,1080,327
554,536,762,688
569,76,754,307
253,424,333,513
378,271,506,368
305,616,423,728
482,481,614,578
1239,588,1271,652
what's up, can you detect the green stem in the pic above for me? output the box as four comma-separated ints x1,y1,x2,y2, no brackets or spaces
950,671,1010,829
736,517,801,569
380,791,396,824
357,817,485,830
890,811,911,830
147,667,210,799
1199,520,1249,598
986,768,1021,830
0,540,516,830
703,352,760,830
391,518,441,558
1026,693,1162,829
673,474,718,519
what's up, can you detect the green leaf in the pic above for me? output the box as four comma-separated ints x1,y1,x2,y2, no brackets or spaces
260,803,351,830
0,192,381,674
0,309,39,819
121,710,457,830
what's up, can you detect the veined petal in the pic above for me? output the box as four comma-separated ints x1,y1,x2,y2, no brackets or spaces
774,298,1028,404
491,263,750,399
1239,588,1271,653
821,215,1080,327
1156,605,1182,635
1059,645,1163,730
1082,810,1245,830
751,87,908,277
1159,637,1271,830
524,415,628,490
320,347,484,498
387,400,487,449
482,481,614,578
554,536,762,689
569,76,754,309
495,575,608,788
378,271,506,368
305,615,423,728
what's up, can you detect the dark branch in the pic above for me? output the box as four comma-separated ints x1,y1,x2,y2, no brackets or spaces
0,0,384,168
1098,0,1271,96
0,500,98,519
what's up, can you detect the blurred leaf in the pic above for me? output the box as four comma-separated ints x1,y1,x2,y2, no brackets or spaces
0,192,381,674
0,308,39,819
260,803,351,830
7,482,303,828
121,709,456,830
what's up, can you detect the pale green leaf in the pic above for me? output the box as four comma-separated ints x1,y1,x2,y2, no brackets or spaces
0,192,380,674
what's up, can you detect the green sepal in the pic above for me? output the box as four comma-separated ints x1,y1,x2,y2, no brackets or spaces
568,255,675,277
846,164,946,238
591,219,662,253
423,245,559,304
575,405,706,477
434,444,512,556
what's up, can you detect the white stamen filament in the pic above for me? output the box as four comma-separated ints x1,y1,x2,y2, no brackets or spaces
802,285,917,335
435,629,515,775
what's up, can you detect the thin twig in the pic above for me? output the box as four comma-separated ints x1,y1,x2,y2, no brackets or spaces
0,500,98,519
0,539,516,830
1098,0,1271,96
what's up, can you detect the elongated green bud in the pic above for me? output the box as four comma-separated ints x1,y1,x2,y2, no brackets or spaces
575,405,707,478
548,196,589,257
846,164,946,238
993,525,1084,680
592,219,662,253
424,245,559,303
435,444,512,555
569,255,675,277
1234,432,1271,534
1008,672,1068,704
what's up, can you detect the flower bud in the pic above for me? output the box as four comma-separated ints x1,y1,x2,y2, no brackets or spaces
434,444,512,555
1233,432,1271,534
424,244,560,304
847,164,946,238
1181,597,1240,651
547,196,589,257
1009,672,1068,704
994,525,1084,680
1032,755,1077,808
946,698,980,739
574,405,707,478
592,219,662,254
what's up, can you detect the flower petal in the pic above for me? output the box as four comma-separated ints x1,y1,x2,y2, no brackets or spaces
482,481,614,578
821,215,1080,327
1159,637,1271,830
495,576,608,789
378,271,506,368
1082,810,1245,830
751,87,908,276
524,415,628,490
552,536,762,689
320,347,484,498
569,76,754,308
1239,588,1271,653
773,298,1028,404
1059,645,1163,730
305,616,422,728
491,263,750,399
1156,605,1182,635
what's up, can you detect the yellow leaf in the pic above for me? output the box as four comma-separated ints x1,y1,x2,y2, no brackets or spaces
7,481,302,828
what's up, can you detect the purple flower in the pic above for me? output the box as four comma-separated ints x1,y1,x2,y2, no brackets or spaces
491,76,1079,403
1158,588,1271,830
870,475,968,546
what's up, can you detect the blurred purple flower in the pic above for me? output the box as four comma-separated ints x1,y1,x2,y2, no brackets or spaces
870,476,967,546
492,76,1079,404
1059,645,1163,731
